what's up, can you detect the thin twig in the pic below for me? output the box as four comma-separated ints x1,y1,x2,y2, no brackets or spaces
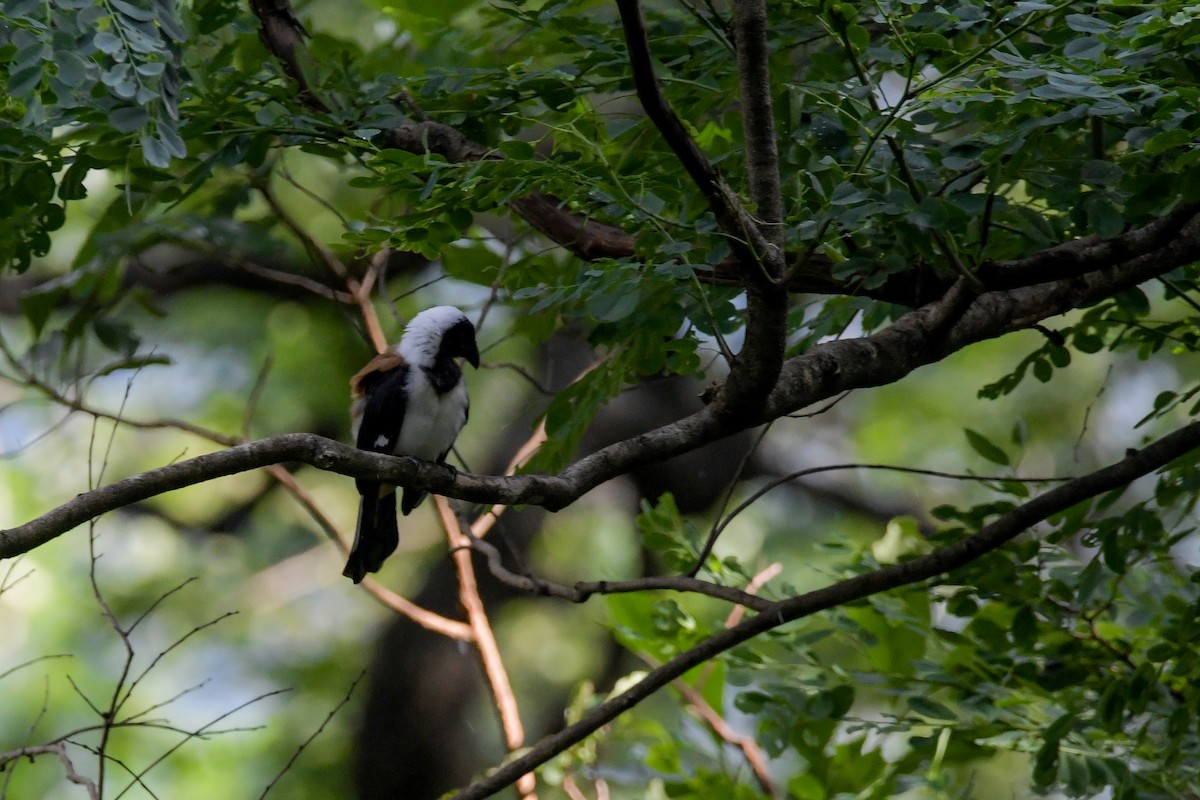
0,744,99,800
362,577,474,640
258,672,366,799
0,653,71,683
723,562,782,630
690,422,774,576
465,530,773,611
256,179,388,353
436,498,537,799
112,689,292,800
697,461,1075,573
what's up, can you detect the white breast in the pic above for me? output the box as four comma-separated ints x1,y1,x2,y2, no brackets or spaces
396,368,468,461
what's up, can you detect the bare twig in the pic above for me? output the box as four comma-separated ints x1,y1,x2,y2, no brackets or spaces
256,180,388,353
361,577,474,641
0,744,99,800
258,672,366,799
690,422,773,576
695,461,1075,575
465,531,773,612
0,653,71,683
723,562,782,631
113,688,291,800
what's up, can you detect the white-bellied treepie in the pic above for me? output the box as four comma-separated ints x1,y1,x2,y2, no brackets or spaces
343,306,480,583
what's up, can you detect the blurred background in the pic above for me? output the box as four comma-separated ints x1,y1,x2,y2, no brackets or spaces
3,0,1199,798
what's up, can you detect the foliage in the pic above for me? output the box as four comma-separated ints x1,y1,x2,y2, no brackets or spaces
3,0,1200,798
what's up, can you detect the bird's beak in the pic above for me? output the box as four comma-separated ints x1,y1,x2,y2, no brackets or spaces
465,341,481,369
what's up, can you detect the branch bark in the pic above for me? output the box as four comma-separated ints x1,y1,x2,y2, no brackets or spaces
465,532,774,612
614,0,776,276
732,0,784,255
446,420,1200,800
6,208,1200,561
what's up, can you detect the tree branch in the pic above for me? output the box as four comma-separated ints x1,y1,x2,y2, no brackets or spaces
244,0,1200,312
974,202,1200,290
0,743,99,799
6,209,1200,560
732,0,783,256
464,531,774,612
614,0,777,276
436,498,536,799
446,420,1200,800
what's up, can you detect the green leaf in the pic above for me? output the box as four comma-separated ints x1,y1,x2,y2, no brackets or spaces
1065,13,1111,33
1081,160,1123,186
497,139,535,159
1032,357,1053,382
907,696,956,722
1144,128,1191,156
1011,605,1038,648
19,287,63,337
1045,712,1077,741
1098,680,1127,732
1113,287,1150,316
94,31,124,55
1033,737,1060,785
109,105,150,133
964,428,1010,466
586,289,639,323
788,773,826,800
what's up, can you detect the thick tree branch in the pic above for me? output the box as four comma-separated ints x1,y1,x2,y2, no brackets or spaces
247,0,316,107
447,420,1200,800
732,0,783,256
0,434,558,560
436,498,537,799
6,209,1200,559
974,202,1200,290
608,0,791,418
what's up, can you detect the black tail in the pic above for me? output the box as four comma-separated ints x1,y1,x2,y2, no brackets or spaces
343,486,399,583
400,486,428,515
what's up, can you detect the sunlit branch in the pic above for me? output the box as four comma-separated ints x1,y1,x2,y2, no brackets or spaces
436,498,536,799
255,179,388,354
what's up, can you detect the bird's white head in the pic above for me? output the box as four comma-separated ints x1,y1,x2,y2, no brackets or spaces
396,306,480,368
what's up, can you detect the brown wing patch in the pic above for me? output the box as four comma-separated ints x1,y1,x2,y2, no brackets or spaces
350,351,406,399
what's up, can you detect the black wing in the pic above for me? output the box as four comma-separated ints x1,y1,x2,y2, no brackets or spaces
354,361,410,494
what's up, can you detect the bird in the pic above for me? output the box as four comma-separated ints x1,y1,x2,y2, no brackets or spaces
342,306,480,583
